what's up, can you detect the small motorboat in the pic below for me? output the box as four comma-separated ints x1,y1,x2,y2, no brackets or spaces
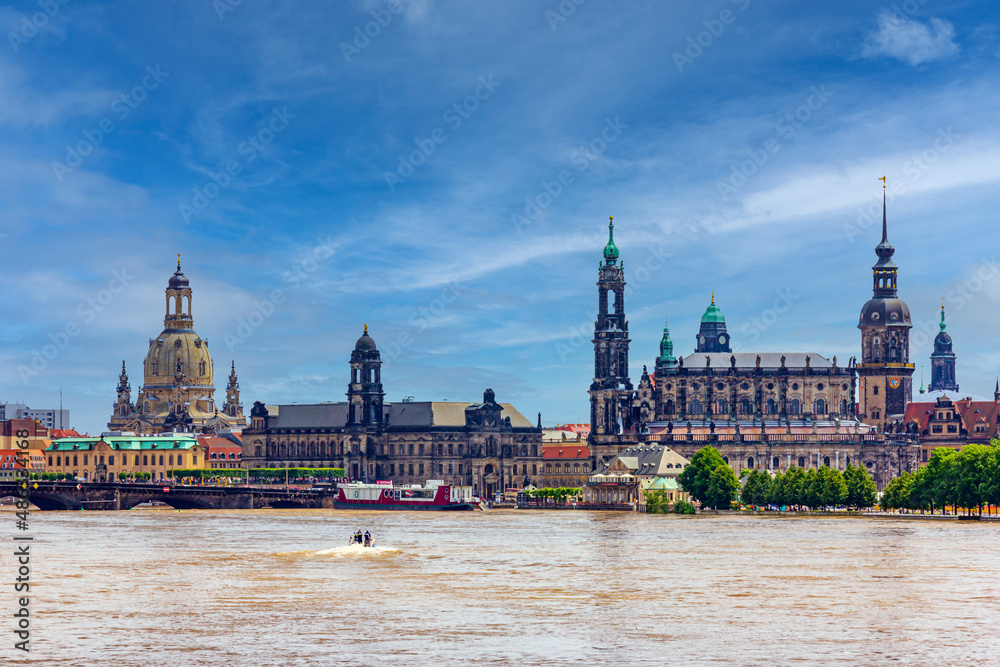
349,532,376,548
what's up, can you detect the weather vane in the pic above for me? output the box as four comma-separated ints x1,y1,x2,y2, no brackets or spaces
878,175,886,189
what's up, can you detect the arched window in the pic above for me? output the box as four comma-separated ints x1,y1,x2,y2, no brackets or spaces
797,456,805,468
715,399,728,415
772,456,779,469
766,398,777,414
747,456,754,469
741,399,752,415
823,456,831,467
722,456,729,464
841,399,848,415
814,398,826,414
789,398,800,415
690,399,703,414
845,455,851,466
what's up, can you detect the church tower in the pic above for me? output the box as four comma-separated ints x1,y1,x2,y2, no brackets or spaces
347,325,384,431
929,305,958,392
222,361,245,418
588,215,634,461
112,361,133,418
655,317,677,373
857,183,914,423
695,293,731,353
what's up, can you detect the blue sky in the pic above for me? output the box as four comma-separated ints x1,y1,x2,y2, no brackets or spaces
2,0,999,436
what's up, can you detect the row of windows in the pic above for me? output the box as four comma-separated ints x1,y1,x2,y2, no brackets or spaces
209,452,240,460
721,455,852,469
672,397,847,415
265,441,541,458
49,453,194,467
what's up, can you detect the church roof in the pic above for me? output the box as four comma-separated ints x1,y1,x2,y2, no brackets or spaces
701,295,725,324
262,401,535,429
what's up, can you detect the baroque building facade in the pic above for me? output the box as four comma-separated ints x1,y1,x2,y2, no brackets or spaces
584,204,921,490
107,258,245,434
240,327,543,498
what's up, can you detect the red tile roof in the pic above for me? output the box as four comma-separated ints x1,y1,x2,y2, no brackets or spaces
49,429,82,439
543,445,591,460
903,398,1000,441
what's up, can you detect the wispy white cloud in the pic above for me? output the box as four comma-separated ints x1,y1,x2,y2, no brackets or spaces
862,11,959,66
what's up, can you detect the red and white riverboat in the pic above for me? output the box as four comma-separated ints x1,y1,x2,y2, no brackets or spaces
334,480,477,511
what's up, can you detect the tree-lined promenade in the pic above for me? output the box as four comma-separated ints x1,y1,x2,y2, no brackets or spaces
676,442,1000,516
880,444,1000,516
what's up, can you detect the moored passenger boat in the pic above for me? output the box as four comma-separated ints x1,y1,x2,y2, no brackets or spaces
334,480,476,511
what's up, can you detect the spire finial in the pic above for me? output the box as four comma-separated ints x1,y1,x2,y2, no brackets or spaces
364,323,368,335
711,291,715,304
177,253,181,271
879,175,886,189
940,302,947,331
880,185,888,245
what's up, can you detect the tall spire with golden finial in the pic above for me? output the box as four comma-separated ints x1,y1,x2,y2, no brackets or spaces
602,211,619,263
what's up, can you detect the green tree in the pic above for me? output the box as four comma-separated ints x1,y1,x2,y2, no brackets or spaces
926,448,959,514
844,464,877,510
818,467,847,508
767,470,785,507
705,464,740,510
955,444,991,515
645,490,668,514
802,468,821,509
117,471,128,482
782,466,806,507
980,443,1000,516
678,446,727,506
741,470,772,507
880,471,913,511
907,466,932,512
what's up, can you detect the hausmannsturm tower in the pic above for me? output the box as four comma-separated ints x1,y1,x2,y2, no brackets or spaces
588,215,634,463
857,185,914,424
108,257,245,434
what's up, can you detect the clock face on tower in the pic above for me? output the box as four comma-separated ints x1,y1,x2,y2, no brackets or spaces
889,377,901,389
718,335,726,344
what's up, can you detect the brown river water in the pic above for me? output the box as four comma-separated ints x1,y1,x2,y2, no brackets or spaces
6,509,1000,666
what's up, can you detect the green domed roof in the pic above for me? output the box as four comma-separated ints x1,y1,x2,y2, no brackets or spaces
603,216,619,261
701,293,725,323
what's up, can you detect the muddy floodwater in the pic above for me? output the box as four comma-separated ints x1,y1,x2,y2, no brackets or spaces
10,509,1000,665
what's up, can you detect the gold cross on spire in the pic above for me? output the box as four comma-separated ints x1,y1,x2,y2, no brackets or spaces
878,175,886,188
176,253,181,269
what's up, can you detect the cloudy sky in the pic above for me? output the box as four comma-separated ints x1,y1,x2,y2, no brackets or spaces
2,0,999,435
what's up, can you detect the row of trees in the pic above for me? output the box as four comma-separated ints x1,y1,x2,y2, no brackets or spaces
523,487,581,503
880,444,1000,515
677,446,877,510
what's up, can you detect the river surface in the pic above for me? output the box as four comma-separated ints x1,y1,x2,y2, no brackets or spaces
7,509,1000,666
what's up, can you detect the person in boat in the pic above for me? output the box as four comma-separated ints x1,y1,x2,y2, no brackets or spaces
352,530,362,544
363,530,371,547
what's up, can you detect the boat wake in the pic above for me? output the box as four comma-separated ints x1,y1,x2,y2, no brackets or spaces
278,544,402,559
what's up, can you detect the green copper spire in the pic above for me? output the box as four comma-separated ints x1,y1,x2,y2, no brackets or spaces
603,215,619,262
659,317,676,365
919,370,925,394
939,303,947,332
701,292,725,324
